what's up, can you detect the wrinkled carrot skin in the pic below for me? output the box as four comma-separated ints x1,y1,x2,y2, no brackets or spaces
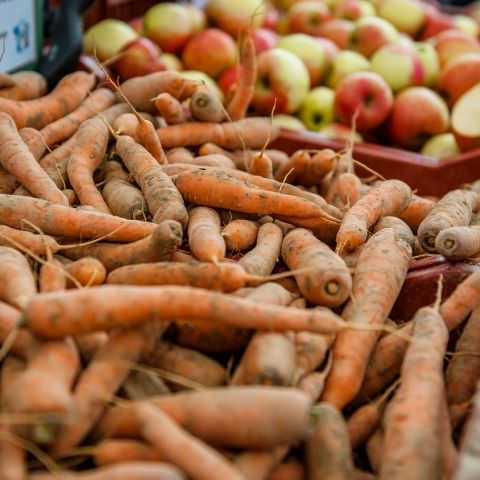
326,172,363,212
399,194,436,231
0,71,95,129
0,301,34,359
0,113,69,206
153,93,187,125
97,387,313,449
322,228,411,409
0,71,47,101
64,257,107,287
39,258,67,293
0,194,156,242
93,439,165,466
380,307,448,480
136,118,168,165
188,206,225,262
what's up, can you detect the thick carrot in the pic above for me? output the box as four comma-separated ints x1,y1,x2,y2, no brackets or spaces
39,258,67,293
0,301,34,359
235,447,288,480
228,31,256,121
61,220,182,272
223,219,259,252
0,71,47,101
361,271,480,400
166,147,195,164
0,225,60,256
282,228,352,307
97,387,314,449
249,151,274,178
373,215,415,247
64,257,107,287
93,439,165,466
157,117,277,149
435,225,480,259
0,113,68,205
136,402,245,480
336,180,412,252
102,161,147,220
67,116,111,213
25,286,345,339
188,206,225,262
122,367,170,400
306,402,354,480
326,173,363,212
268,461,305,480
418,189,477,252
0,194,155,241
322,228,411,409
116,135,188,226
153,93,187,125
379,306,448,480
113,112,140,137
189,87,225,123
239,222,283,276
399,194,436,232
294,331,334,383
0,71,95,129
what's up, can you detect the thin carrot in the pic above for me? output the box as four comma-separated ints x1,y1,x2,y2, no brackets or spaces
0,225,60,256
235,447,288,480
189,87,225,123
136,117,168,165
294,331,334,383
326,172,363,212
399,194,436,232
92,439,165,466
188,206,225,262
39,258,67,293
152,93,187,125
0,71,47,101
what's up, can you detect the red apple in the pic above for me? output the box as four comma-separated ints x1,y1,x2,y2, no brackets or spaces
112,37,166,80
316,37,339,60
349,17,399,58
319,123,364,142
128,17,144,34
418,4,455,41
217,64,241,101
438,53,480,106
334,71,393,131
319,19,355,49
253,48,310,114
182,29,237,78
263,6,281,30
252,28,278,54
334,0,376,21
389,86,450,149
452,83,480,151
287,1,332,36
434,29,480,66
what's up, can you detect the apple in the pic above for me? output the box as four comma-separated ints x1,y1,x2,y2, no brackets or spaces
182,29,237,78
185,5,207,34
319,123,364,142
434,29,480,66
371,43,424,92
217,65,240,102
144,3,194,53
83,19,138,62
319,19,355,49
287,1,332,36
161,53,183,72
454,14,479,38
299,87,336,130
438,53,480,106
112,37,165,80
452,83,480,151
128,17,144,35
418,3,454,40
328,50,371,88
334,0,376,21
252,28,278,54
334,71,393,131
317,37,339,60
277,33,333,86
349,16,399,57
421,133,460,159
377,0,425,36
272,114,307,130
389,86,450,149
263,6,281,30
181,71,224,102
205,0,266,36
413,42,439,88
253,48,310,114
270,0,298,10
468,2,480,26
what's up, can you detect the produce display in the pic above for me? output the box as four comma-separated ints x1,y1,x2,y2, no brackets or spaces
83,0,480,158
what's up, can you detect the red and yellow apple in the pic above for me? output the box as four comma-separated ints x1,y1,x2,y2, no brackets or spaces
252,28,278,55
287,1,332,36
319,19,355,49
452,83,480,151
414,42,439,88
421,133,459,159
328,50,371,88
334,0,376,21
377,0,425,36
418,3,454,40
217,64,241,101
349,16,399,57
434,29,480,67
453,14,479,37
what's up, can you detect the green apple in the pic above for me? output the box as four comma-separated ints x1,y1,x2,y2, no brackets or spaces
161,53,183,72
272,114,306,130
454,14,479,37
421,133,460,159
327,50,371,88
414,42,439,88
180,71,224,102
299,87,336,131
378,0,425,36
277,34,332,86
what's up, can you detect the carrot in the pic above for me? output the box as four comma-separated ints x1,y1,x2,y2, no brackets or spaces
282,228,352,307
122,368,170,400
0,225,60,256
97,386,314,449
366,428,383,473
40,258,67,293
268,460,305,480
61,220,183,272
418,189,477,252
399,194,436,232
222,219,259,251
0,194,155,241
440,394,458,480
379,306,448,480
116,135,188,226
188,206,225,262
435,225,480,259
101,161,147,220
153,93,187,125
75,332,109,364
353,471,376,480
189,87,225,123
322,228,411,409
298,366,332,402
136,402,245,480
249,151,274,178
24,286,345,339
336,180,412,252
294,331,334,383
67,116,111,213
235,447,288,480
113,112,140,137
136,117,168,165
0,71,47,101
450,400,472,430
49,325,163,456
326,173,363,212
157,117,277,149
64,257,107,287
373,215,415,247
166,147,195,164
0,167,16,194
239,222,283,276
228,30,256,121
0,113,69,205
0,301,34,359
0,71,95,129
361,271,480,400
93,439,165,466
306,402,354,480
120,71,199,112
144,340,227,388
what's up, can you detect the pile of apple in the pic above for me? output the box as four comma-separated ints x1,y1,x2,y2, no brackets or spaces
83,0,480,159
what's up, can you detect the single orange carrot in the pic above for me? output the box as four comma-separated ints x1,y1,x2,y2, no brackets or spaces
136,116,168,165
189,86,225,123
0,71,47,101
93,439,165,466
0,225,61,256
326,172,363,212
63,257,107,287
249,151,274,178
268,461,305,480
153,93,187,125
234,447,288,480
373,215,415,247
435,225,480,260
0,301,34,359
294,331,334,383
188,206,225,262
399,194,436,232
223,219,259,251
39,258,67,293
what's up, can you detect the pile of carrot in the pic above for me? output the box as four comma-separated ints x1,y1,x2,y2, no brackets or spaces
1,41,480,479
